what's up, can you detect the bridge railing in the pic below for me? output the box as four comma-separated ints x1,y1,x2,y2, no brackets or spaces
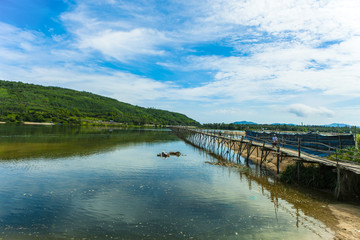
194,128,360,165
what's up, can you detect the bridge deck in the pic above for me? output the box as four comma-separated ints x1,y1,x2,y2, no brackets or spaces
192,129,360,174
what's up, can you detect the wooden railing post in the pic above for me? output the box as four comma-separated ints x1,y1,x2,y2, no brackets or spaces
298,138,301,158
336,151,338,165
339,135,342,149
276,145,280,174
354,126,358,150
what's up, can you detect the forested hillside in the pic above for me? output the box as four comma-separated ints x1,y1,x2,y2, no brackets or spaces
0,80,199,126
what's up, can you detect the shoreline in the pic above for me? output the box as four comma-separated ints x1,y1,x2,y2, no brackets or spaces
0,121,167,128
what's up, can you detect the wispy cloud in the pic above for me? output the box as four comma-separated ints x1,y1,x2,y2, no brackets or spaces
0,22,41,62
206,0,360,43
77,28,168,62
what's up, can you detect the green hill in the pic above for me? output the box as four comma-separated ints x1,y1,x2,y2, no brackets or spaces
0,80,199,126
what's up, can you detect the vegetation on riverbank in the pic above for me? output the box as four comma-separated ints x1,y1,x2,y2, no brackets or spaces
0,80,199,126
280,163,360,203
331,147,360,163
325,135,360,164
280,163,336,189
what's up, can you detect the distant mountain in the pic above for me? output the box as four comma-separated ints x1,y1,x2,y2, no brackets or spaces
0,80,199,126
232,121,355,128
325,123,351,128
233,121,258,125
271,123,297,126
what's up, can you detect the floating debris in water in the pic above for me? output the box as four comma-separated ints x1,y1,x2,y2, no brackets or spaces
157,151,182,158
169,151,181,156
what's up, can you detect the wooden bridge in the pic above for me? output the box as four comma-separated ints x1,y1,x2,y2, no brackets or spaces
171,126,360,199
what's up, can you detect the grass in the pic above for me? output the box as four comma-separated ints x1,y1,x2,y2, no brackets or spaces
334,147,360,163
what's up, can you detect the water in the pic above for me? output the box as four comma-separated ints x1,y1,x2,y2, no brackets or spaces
0,126,335,239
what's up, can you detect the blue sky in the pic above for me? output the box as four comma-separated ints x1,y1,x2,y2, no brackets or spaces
1,0,360,125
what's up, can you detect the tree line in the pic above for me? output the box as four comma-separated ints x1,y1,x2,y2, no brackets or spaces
201,122,357,133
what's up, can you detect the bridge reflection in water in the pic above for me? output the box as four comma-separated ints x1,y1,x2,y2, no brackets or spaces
171,127,360,200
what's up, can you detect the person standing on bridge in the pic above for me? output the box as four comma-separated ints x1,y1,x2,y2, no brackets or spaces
272,135,279,147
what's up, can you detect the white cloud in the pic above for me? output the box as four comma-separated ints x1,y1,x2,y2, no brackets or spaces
78,28,168,62
288,104,334,118
60,3,172,62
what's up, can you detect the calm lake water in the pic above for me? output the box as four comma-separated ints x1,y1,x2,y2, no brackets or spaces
0,126,335,239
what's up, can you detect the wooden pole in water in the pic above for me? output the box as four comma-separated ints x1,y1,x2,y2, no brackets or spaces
246,140,252,162
260,141,265,167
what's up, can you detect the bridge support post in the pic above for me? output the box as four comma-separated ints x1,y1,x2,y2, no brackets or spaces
335,165,341,200
260,142,265,167
246,141,252,162
335,153,342,200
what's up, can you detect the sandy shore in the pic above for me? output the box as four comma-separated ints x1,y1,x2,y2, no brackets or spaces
23,122,55,125
329,203,360,240
231,143,360,240
0,121,55,125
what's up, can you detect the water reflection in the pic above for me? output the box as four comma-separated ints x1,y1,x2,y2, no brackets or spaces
0,126,335,239
201,148,336,238
0,126,177,160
